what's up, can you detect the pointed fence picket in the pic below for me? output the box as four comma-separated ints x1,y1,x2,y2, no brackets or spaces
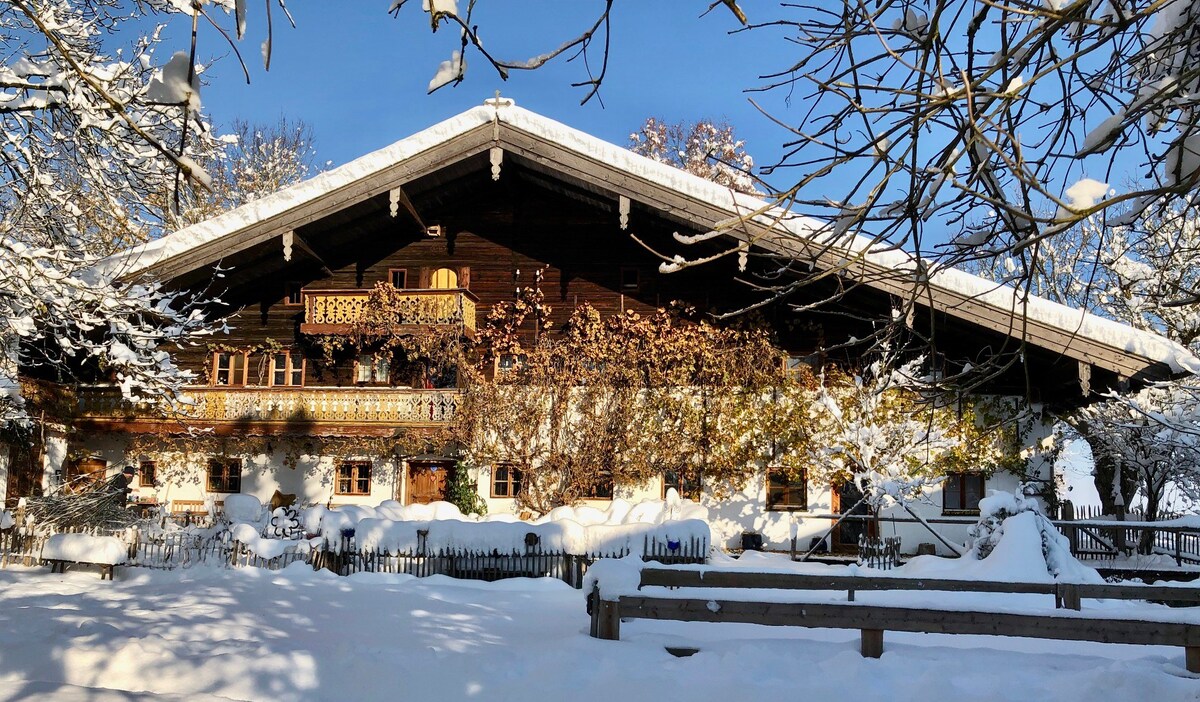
317,532,709,588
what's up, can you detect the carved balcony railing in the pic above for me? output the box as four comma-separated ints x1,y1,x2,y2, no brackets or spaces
76,386,461,430
301,288,477,337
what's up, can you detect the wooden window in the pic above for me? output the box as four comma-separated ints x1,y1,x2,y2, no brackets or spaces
497,353,527,373
662,469,702,501
138,460,156,487
491,462,524,498
430,267,458,289
212,351,248,386
284,282,303,306
943,472,985,513
582,473,614,500
354,354,390,385
271,351,305,387
620,267,640,291
207,458,242,494
336,461,372,496
766,468,808,511
389,268,408,289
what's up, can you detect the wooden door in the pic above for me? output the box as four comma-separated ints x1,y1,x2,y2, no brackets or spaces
4,441,43,507
65,458,107,494
831,478,875,552
406,460,453,504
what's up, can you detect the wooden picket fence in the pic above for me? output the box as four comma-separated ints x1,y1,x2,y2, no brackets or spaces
317,533,709,588
1057,505,1200,565
3,524,708,586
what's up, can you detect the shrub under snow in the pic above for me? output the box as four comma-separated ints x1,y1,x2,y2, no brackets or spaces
965,488,1102,583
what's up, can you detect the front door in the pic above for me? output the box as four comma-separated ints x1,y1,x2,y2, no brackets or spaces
406,460,453,504
65,458,107,494
831,478,875,552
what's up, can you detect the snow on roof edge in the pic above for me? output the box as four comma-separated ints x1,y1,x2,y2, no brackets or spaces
496,105,1199,375
99,100,1200,375
97,105,496,277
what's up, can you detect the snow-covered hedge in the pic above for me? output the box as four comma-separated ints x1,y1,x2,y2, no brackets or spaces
306,494,711,556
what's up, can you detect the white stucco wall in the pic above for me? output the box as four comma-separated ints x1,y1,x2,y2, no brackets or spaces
68,406,1056,553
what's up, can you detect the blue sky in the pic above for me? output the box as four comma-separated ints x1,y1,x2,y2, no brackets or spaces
180,3,799,185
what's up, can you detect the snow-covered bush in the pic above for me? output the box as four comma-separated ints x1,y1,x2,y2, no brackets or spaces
968,486,1100,582
223,494,264,524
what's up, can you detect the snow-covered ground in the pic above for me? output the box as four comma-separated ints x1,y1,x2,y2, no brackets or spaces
1,560,1198,702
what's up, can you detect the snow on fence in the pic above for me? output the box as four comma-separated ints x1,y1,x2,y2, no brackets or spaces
318,532,708,587
1,522,709,587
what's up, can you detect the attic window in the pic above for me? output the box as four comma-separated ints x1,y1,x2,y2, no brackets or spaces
390,269,408,289
621,267,640,291
284,282,303,306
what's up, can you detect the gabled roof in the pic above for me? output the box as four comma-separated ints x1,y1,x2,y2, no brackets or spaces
100,98,1199,381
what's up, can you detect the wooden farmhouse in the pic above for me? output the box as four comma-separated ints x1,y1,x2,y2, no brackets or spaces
2,98,1195,552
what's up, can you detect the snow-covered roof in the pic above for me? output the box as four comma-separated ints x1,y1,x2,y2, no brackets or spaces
100,98,1200,378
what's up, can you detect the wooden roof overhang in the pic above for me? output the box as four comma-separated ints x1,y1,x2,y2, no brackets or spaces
130,118,1180,383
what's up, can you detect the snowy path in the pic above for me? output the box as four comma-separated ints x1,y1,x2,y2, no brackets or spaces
0,565,1196,702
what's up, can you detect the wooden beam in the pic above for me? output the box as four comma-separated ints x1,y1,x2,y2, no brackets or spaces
389,184,427,231
616,596,1200,647
290,232,333,276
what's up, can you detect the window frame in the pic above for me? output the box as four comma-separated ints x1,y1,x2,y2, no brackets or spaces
942,472,986,514
138,460,156,487
490,462,524,498
661,469,702,501
335,461,372,496
283,281,303,306
270,350,305,387
582,473,614,501
620,266,640,291
211,351,248,387
354,353,391,385
765,467,809,512
206,458,242,494
389,268,408,289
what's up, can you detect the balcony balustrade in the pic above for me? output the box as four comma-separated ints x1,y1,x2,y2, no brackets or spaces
76,386,461,429
301,288,477,337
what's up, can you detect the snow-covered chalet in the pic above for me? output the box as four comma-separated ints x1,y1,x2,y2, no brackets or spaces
4,98,1196,552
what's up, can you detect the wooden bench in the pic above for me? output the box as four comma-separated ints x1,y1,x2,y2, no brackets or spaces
45,559,118,580
588,567,1200,672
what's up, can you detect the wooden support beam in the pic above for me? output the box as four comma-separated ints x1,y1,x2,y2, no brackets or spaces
389,184,427,232
861,629,884,658
1188,646,1200,674
289,232,333,277
597,598,621,640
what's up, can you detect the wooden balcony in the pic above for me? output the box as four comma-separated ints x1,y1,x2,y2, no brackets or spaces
75,386,461,435
300,288,477,338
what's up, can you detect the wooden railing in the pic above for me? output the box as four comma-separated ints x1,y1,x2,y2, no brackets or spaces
76,386,461,426
301,288,477,336
589,566,1200,671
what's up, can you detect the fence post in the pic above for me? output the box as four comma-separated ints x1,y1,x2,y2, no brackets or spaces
1059,583,1081,611
598,597,621,641
861,629,884,658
